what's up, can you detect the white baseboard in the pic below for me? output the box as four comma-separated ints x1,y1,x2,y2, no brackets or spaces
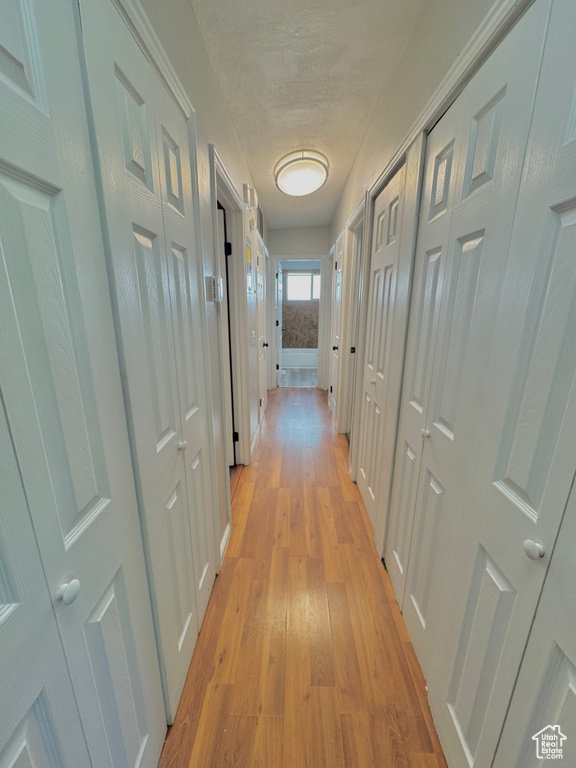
219,522,231,565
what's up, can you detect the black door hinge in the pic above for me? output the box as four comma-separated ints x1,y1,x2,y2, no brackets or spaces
276,272,278,279
334,261,338,270
225,242,232,256
276,364,279,370
260,398,263,407
350,346,356,353
233,431,239,442
329,385,333,393
276,320,279,326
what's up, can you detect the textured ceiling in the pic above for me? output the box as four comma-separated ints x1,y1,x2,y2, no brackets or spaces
190,0,425,229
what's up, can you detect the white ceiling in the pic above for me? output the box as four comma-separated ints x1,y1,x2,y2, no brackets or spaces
190,0,426,229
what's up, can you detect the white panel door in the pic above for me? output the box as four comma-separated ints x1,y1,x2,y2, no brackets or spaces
0,402,90,767
0,0,166,764
329,237,343,419
276,267,283,385
79,0,215,720
434,1,576,763
493,483,576,768
218,209,235,466
256,234,267,422
357,165,406,534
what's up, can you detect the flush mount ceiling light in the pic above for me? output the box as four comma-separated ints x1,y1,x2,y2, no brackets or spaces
274,150,329,197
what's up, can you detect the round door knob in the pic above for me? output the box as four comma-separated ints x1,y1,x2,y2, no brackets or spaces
56,579,81,605
421,429,431,439
332,346,339,351
523,539,545,560
178,440,188,451
370,378,376,386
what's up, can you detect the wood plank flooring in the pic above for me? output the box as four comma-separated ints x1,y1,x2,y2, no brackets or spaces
158,387,448,768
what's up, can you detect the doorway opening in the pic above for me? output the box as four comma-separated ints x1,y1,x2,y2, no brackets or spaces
278,260,321,387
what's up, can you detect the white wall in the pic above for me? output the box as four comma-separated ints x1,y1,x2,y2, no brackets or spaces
140,0,258,547
331,0,496,239
269,226,331,389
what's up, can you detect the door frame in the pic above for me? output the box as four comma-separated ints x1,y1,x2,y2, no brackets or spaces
209,146,251,479
336,198,366,440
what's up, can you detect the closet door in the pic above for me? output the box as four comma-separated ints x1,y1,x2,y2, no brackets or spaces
329,237,343,420
79,0,215,720
256,234,267,422
432,0,576,762
0,0,166,765
0,402,89,766
357,166,406,534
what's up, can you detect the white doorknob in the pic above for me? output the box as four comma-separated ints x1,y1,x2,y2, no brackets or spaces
523,539,545,560
178,440,188,451
371,378,376,386
56,579,81,605
421,429,431,439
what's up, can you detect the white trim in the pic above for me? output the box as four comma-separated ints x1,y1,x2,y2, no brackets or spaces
336,198,366,438
219,522,231,564
111,0,193,118
208,145,251,468
251,419,262,456
368,0,535,201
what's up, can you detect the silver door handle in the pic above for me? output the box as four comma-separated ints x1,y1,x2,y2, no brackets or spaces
56,579,81,605
371,378,376,385
178,440,188,451
421,429,431,439
523,540,545,560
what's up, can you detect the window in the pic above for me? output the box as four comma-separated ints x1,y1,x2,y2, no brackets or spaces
286,273,321,301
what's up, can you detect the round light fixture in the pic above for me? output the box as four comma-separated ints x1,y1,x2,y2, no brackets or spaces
274,150,329,197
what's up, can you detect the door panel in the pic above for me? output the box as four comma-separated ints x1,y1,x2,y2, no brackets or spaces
0,403,90,768
357,164,406,536
0,0,166,764
79,0,216,720
328,238,343,419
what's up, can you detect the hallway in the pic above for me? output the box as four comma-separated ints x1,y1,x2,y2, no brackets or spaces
158,387,448,768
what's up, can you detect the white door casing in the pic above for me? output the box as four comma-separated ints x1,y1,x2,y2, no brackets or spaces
0,0,166,764
218,209,235,467
79,0,216,721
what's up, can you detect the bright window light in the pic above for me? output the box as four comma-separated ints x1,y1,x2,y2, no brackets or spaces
286,273,321,301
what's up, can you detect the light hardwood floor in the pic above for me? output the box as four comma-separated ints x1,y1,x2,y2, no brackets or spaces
158,387,448,768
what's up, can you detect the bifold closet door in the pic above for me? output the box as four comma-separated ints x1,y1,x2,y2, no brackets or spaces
357,165,406,535
79,0,216,721
0,0,166,764
434,0,576,762
356,140,421,554
385,1,569,765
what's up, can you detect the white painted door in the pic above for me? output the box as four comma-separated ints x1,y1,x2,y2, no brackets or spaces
247,237,260,448
329,237,343,419
218,209,235,466
432,1,576,762
385,2,564,765
276,267,283,385
79,0,216,720
493,481,576,768
0,0,166,764
356,165,406,535
0,401,90,766
256,234,267,422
